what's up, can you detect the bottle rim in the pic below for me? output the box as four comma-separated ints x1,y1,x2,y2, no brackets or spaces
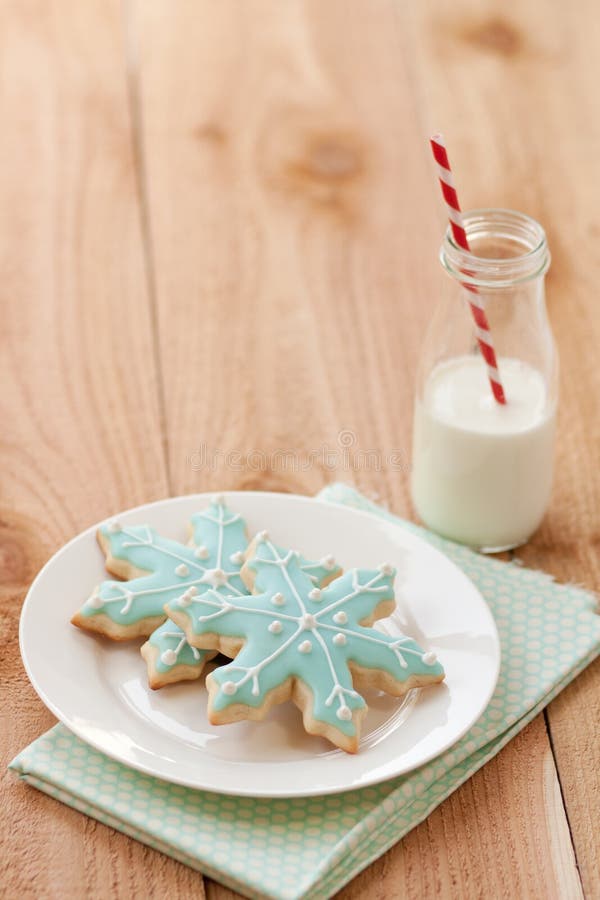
440,208,551,288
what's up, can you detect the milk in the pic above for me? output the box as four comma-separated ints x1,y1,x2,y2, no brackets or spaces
411,356,556,551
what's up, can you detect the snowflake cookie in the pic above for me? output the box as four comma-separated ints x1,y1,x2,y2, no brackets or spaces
71,494,248,686
165,532,445,753
141,540,340,688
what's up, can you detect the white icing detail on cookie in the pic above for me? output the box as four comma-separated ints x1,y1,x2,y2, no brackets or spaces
87,593,104,609
308,588,322,601
213,494,225,506
178,586,198,608
333,611,348,625
324,682,360,712
271,592,285,607
221,681,237,695
157,630,201,664
321,555,336,571
268,620,283,634
298,640,312,654
256,530,269,543
175,563,190,577
333,633,346,646
336,706,352,721
422,651,438,665
200,567,228,588
302,614,317,630
196,598,233,624
120,525,153,547
194,545,210,560
120,589,134,615
106,520,121,534
230,551,245,565
379,563,395,576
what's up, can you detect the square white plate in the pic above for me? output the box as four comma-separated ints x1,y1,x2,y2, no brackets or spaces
20,492,500,797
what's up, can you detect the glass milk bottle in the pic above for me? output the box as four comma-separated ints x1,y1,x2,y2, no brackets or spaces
411,209,558,552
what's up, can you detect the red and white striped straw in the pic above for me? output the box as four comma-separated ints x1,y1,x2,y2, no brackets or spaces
430,134,506,405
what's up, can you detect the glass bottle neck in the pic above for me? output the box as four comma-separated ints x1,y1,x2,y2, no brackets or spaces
440,208,550,290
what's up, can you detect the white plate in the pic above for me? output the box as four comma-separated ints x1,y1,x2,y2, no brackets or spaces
20,491,500,797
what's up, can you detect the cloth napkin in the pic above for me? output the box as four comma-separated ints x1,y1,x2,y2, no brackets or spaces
10,484,600,900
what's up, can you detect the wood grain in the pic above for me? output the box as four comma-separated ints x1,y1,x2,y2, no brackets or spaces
0,1,197,896
135,0,441,505
1,0,598,897
336,719,582,900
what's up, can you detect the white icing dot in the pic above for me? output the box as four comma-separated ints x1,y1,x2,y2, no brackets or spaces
298,640,312,654
87,594,104,609
268,620,283,634
202,567,228,588
256,530,269,543
194,545,210,560
333,633,347,646
106,520,121,534
379,563,395,576
337,706,352,721
321,555,336,571
422,651,437,666
213,493,225,506
302,614,317,630
271,592,285,607
175,564,190,577
221,681,237,695
160,649,178,666
308,588,322,601
333,611,348,625
177,593,192,608
230,551,244,565
187,586,198,597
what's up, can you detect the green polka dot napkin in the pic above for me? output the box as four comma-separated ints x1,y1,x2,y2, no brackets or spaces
10,485,600,900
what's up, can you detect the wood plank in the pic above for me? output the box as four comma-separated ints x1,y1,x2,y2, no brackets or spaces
336,718,582,900
134,0,440,506
0,2,203,897
403,1,600,895
135,1,586,897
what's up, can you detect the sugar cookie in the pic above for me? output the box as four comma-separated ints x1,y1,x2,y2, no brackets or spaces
71,497,247,654
166,533,444,752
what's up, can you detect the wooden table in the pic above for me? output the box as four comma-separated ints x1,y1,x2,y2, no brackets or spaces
2,2,598,897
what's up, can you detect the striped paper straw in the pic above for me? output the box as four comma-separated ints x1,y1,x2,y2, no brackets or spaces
430,134,506,405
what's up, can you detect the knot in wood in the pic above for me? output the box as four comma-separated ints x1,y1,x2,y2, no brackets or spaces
305,137,362,182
